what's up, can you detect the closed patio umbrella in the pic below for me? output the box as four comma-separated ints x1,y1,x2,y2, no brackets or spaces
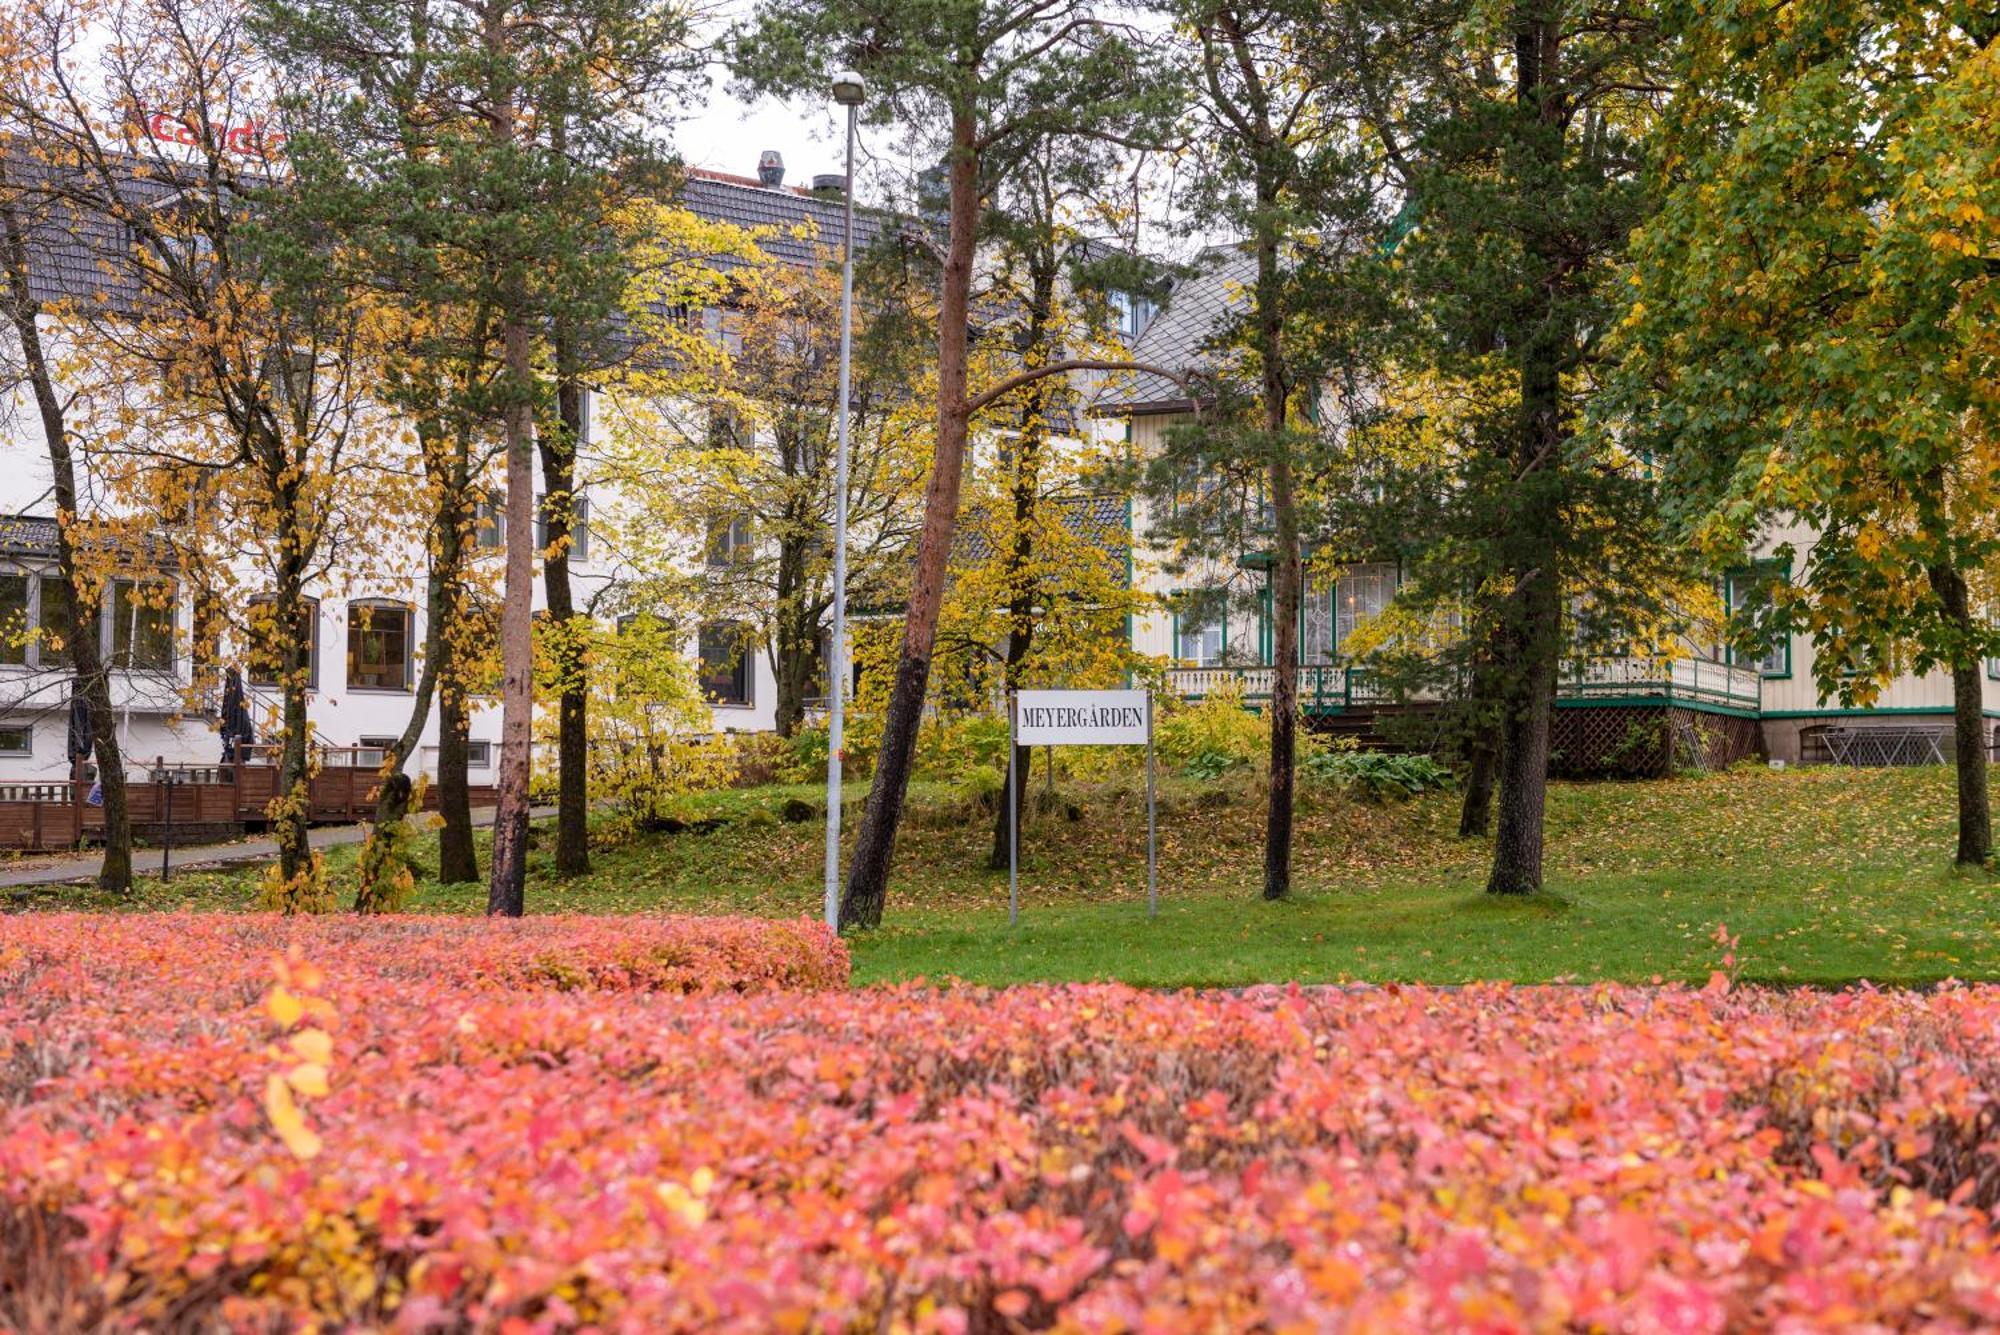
219,667,256,762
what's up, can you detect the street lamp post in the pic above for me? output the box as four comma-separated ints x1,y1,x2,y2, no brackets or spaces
824,70,865,931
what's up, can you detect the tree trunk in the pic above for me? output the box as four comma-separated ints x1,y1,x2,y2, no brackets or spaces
1254,192,1299,902
356,450,444,910
1928,562,1992,865
772,531,812,738
1485,559,1559,893
988,273,1055,872
839,109,980,930
273,561,313,883
0,194,132,891
1457,630,1504,838
486,2,533,917
1458,735,1498,837
488,312,535,917
988,419,1045,873
436,677,479,882
1484,3,1567,896
540,374,588,875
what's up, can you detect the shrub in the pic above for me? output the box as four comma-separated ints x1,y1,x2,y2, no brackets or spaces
2,931,1997,1333
1301,748,1455,801
1156,683,1266,778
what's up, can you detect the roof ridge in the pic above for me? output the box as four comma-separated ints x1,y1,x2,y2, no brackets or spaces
685,166,816,199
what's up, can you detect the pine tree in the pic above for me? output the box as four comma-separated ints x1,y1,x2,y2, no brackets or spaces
735,0,1182,928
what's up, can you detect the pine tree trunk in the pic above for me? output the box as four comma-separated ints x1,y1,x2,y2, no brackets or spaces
1483,3,1567,897
1254,198,1299,902
0,196,132,890
485,4,533,918
1485,567,1558,894
1928,562,1993,866
839,110,980,930
488,316,535,917
541,376,588,875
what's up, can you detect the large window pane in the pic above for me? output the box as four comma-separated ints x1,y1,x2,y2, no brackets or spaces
248,598,319,689
1334,564,1396,655
347,603,412,691
1301,590,1334,665
0,574,27,665
1177,614,1224,666
698,622,751,705
37,575,73,668
111,579,175,671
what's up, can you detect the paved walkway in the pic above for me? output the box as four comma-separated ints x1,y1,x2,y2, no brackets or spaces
0,805,540,889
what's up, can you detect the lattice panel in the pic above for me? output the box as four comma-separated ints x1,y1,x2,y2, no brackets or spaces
1552,706,1761,779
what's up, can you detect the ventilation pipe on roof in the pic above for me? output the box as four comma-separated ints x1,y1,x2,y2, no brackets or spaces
811,173,848,197
756,150,785,187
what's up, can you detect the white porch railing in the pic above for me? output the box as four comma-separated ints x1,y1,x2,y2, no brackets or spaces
1165,656,1764,713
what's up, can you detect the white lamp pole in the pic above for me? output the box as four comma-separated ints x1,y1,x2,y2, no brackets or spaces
825,70,865,931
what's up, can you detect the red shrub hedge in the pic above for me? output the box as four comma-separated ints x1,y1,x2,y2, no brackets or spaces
2,914,1997,1331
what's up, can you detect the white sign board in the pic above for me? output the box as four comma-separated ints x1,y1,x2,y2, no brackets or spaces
1007,688,1158,925
1014,689,1150,746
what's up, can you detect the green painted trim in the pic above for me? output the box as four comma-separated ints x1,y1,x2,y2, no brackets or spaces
1556,695,1761,721
1760,706,2000,720
1258,587,1272,665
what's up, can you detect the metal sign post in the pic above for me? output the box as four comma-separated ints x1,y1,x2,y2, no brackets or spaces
1008,688,1155,925
1146,691,1157,918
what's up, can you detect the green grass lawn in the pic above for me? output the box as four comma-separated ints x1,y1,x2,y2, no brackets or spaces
9,764,1998,987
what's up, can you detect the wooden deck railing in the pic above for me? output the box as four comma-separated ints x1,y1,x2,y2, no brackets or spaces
0,745,499,853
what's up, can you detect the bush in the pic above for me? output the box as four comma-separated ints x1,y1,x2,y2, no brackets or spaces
1300,748,1455,801
1156,684,1267,778
3,943,1998,1332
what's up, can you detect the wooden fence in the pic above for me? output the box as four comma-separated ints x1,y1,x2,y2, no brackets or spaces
0,747,498,853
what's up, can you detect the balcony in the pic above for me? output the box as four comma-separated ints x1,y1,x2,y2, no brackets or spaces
1163,657,1765,715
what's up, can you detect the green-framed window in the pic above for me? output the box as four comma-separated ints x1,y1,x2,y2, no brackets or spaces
1170,590,1227,666
1724,562,1791,679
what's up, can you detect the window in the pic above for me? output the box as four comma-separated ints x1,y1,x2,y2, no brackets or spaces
0,574,27,665
1334,564,1397,656
37,575,72,667
357,735,397,768
1725,567,1789,677
535,493,591,561
0,723,30,756
1109,290,1155,339
1176,607,1224,666
247,597,320,689
706,516,753,566
474,497,505,551
698,622,752,706
347,602,413,692
110,579,175,671
1302,589,1334,665
465,739,493,767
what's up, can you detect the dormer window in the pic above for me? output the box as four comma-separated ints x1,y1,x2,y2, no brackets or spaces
1110,290,1155,339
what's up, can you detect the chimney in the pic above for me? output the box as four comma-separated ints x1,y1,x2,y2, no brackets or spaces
756,149,785,187
811,173,848,197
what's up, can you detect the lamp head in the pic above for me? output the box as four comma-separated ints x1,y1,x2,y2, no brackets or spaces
831,69,867,107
